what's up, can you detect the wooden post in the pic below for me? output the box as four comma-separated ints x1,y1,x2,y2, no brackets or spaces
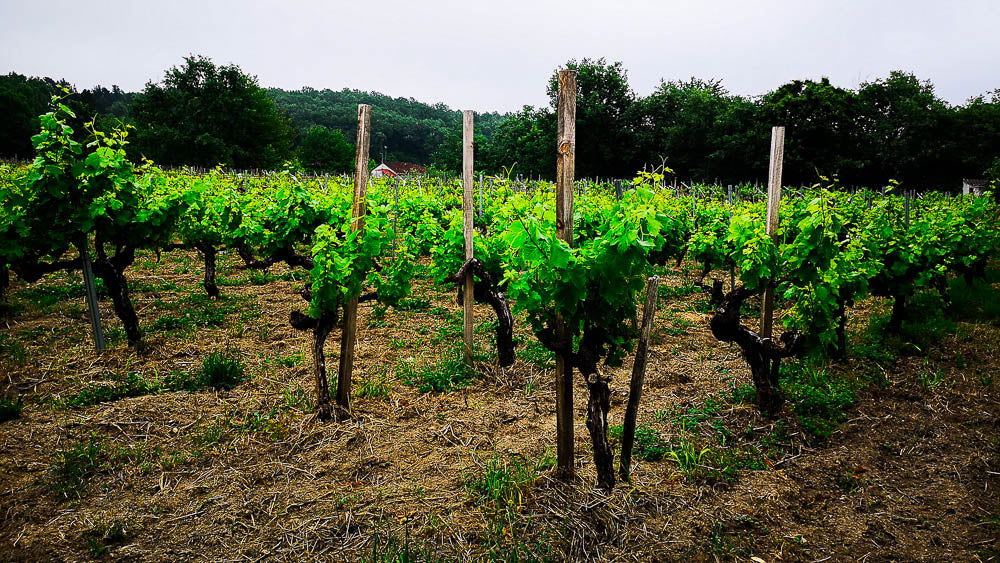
555,70,577,479
79,238,105,351
760,126,785,338
620,276,660,483
462,110,475,365
337,104,372,414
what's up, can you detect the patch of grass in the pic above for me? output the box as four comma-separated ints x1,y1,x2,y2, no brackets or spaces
282,384,313,412
398,352,478,393
130,279,182,293
948,269,1000,322
0,333,27,365
104,326,126,346
667,398,723,432
780,362,856,441
57,372,162,409
199,349,246,390
667,437,739,484
396,296,431,311
147,294,250,334
517,339,555,369
356,371,392,399
276,352,303,367
362,525,438,563
0,395,24,422
84,517,132,558
658,281,698,300
610,424,669,461
48,435,104,498
724,379,756,405
16,279,106,308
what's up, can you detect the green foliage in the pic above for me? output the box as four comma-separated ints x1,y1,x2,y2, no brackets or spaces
398,352,477,393
199,349,246,390
298,126,353,173
356,371,392,399
48,435,104,498
0,333,27,366
83,518,131,558
780,363,856,441
57,372,161,408
131,55,294,168
610,424,669,461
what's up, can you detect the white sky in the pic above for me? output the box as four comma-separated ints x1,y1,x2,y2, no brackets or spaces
2,0,998,112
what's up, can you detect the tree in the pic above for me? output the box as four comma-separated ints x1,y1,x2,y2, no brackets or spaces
486,106,556,179
547,59,636,178
856,71,953,188
0,73,61,159
761,78,862,185
630,78,736,180
298,126,354,173
130,56,294,169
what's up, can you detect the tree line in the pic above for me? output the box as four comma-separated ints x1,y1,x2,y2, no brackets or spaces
1,56,998,188
435,58,1000,189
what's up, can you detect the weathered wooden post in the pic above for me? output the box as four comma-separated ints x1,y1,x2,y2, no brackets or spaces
462,110,475,365
555,70,577,478
337,104,372,415
760,126,785,338
620,276,660,482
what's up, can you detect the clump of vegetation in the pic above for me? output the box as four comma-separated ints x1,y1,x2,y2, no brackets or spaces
398,352,477,393
610,424,669,461
58,372,161,409
48,435,104,498
198,348,246,390
780,362,856,441
83,518,132,558
465,452,554,561
356,371,392,399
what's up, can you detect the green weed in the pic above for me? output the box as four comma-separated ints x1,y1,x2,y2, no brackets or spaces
199,349,246,390
48,435,104,498
356,371,392,399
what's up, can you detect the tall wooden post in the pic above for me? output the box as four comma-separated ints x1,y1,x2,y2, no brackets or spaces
760,126,785,338
555,70,577,478
462,110,475,364
337,104,372,414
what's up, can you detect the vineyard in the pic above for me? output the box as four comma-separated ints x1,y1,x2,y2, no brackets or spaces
1,100,1000,560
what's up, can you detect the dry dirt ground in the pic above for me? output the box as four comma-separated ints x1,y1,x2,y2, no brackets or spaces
1,249,998,562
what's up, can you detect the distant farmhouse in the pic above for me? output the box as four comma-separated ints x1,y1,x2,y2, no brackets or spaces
962,178,984,196
372,162,427,178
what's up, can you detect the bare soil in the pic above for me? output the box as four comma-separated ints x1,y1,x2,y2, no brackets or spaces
1,249,998,562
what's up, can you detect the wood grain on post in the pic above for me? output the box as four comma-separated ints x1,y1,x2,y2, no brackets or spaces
462,110,475,364
620,276,660,482
760,125,785,338
555,69,577,478
337,104,372,414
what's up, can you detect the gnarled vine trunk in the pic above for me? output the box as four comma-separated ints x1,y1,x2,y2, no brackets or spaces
450,258,516,367
290,289,339,421
197,245,219,298
704,280,801,418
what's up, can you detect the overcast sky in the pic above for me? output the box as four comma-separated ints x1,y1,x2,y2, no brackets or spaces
2,0,997,112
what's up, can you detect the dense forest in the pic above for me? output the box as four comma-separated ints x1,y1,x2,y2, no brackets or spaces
1,56,999,188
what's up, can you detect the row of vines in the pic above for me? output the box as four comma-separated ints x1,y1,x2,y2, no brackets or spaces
2,101,998,491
